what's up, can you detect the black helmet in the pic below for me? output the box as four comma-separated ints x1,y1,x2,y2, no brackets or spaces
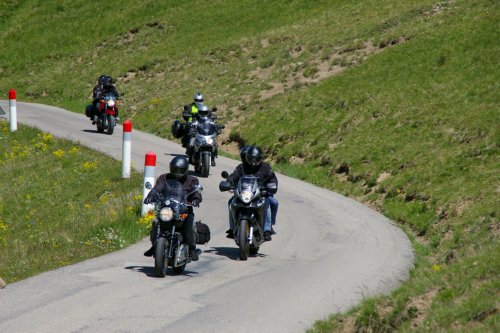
193,92,204,104
245,146,263,167
239,145,252,162
102,76,113,88
197,104,210,118
169,156,189,180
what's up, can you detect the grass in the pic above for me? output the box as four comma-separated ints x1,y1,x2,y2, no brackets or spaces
0,0,498,331
0,124,149,282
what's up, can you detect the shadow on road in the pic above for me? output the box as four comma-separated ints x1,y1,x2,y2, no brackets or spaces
203,246,267,260
125,265,200,278
82,129,108,135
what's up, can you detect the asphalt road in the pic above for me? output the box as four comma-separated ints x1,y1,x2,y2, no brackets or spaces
0,101,414,333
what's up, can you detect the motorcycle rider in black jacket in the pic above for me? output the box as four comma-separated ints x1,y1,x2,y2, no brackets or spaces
87,75,120,124
224,146,278,241
143,156,202,261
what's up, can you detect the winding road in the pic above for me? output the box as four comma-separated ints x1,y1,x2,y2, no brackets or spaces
0,101,414,333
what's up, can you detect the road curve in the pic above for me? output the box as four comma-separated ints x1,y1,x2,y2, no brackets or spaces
0,101,414,333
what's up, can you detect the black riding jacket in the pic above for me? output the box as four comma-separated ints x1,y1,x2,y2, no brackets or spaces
92,84,120,101
226,162,278,194
146,173,202,211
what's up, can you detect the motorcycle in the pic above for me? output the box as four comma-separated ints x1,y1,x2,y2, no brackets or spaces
219,171,276,260
95,92,119,135
150,183,203,277
186,116,224,177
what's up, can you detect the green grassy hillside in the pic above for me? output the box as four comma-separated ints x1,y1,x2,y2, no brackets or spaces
0,0,498,331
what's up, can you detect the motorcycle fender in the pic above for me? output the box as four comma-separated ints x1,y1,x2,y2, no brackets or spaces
105,109,116,116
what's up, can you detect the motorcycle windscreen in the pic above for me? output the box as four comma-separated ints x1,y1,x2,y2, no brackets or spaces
237,175,259,194
103,92,118,100
197,120,216,135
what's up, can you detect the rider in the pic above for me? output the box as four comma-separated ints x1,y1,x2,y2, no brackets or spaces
224,145,278,241
239,145,279,234
143,156,202,261
87,75,120,124
181,92,204,148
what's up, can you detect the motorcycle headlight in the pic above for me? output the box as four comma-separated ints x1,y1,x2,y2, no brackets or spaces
240,190,253,204
107,100,115,107
206,137,214,145
159,207,174,221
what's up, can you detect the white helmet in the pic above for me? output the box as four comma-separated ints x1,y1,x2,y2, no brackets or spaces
197,104,210,118
193,92,204,104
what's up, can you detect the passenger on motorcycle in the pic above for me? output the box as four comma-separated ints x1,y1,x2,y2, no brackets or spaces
181,92,204,148
225,146,278,241
87,75,120,124
143,156,202,261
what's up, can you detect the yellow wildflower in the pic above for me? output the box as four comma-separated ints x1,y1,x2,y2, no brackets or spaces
432,264,442,272
52,149,65,158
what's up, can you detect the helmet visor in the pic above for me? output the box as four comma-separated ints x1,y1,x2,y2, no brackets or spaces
246,154,262,167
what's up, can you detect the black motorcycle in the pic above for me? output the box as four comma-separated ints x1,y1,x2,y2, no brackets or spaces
186,117,224,177
150,184,203,277
219,171,276,260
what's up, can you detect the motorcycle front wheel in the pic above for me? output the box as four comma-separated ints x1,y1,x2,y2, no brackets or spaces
238,219,250,261
106,115,115,135
154,237,167,277
201,152,210,177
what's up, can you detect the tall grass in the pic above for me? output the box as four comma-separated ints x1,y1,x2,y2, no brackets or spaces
0,124,148,282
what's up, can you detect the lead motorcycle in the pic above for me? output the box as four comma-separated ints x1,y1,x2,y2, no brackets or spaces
186,116,224,177
219,171,276,260
94,92,119,135
149,184,203,277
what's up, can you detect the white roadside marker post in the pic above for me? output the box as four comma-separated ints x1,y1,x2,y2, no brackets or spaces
142,151,156,216
9,89,17,132
121,120,132,179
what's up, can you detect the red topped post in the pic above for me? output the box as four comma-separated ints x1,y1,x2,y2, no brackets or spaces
142,151,157,215
121,120,133,179
8,89,17,132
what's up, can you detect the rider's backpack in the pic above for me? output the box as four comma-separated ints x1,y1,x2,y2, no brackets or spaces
195,221,211,244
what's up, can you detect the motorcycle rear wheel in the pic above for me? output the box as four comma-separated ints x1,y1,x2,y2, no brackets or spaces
173,264,186,274
154,237,167,277
238,220,250,261
96,116,105,133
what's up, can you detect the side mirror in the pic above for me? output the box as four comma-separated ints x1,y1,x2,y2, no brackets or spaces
221,171,229,179
219,180,232,192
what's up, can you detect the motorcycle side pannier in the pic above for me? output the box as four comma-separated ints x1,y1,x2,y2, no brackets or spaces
171,120,185,138
195,221,211,244
85,105,92,117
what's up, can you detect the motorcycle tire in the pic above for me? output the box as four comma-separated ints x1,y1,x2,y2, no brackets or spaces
173,264,186,274
201,152,210,177
106,115,115,135
238,220,250,261
154,237,167,277
249,246,259,256
96,116,105,133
